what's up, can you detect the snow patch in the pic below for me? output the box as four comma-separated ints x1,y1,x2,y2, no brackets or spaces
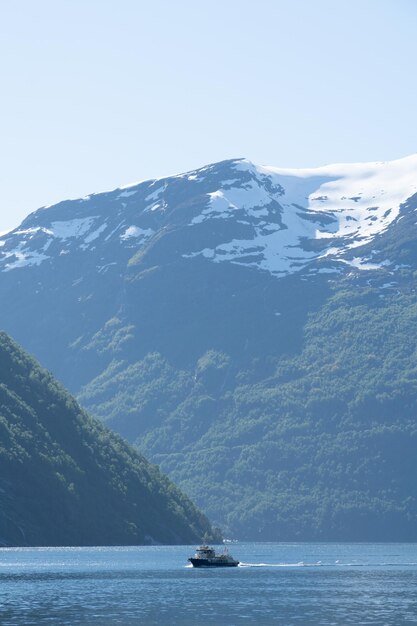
145,186,164,202
2,246,49,271
84,223,108,244
120,226,154,241
342,257,390,271
97,262,117,273
147,203,161,212
15,226,53,237
185,155,417,276
105,221,125,241
191,181,274,226
50,217,97,240
118,189,138,198
259,155,417,250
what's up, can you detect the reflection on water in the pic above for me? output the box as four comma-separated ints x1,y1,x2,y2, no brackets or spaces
0,543,417,625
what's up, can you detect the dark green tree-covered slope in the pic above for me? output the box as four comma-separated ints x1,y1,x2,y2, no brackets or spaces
0,332,219,546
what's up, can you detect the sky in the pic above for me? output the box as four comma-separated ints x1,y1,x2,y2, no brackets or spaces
1,0,417,233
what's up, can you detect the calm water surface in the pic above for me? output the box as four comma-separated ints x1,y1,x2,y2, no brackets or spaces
1,542,417,625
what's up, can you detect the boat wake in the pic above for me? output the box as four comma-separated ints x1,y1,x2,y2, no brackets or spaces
238,562,322,568
238,561,417,568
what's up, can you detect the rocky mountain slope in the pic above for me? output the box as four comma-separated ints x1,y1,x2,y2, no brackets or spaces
1,155,417,539
0,332,218,546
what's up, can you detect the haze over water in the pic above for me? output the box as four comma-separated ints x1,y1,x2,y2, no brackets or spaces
1,543,416,625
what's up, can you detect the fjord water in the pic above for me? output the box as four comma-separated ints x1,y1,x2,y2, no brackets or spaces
1,543,416,625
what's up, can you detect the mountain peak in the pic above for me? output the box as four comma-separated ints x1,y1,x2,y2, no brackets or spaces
1,154,417,276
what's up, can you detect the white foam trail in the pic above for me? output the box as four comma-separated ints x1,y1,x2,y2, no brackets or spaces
238,562,322,568
239,561,417,568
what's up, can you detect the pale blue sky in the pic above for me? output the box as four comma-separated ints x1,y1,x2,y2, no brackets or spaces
1,0,416,232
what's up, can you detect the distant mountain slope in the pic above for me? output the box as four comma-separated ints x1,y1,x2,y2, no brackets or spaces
1,155,417,539
0,332,218,546
1,155,416,277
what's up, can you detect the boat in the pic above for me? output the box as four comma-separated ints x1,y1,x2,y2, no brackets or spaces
188,545,239,567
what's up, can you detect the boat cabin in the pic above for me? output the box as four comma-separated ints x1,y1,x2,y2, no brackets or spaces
195,546,215,559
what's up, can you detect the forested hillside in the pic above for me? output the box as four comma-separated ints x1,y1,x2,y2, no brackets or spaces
0,332,219,546
79,272,417,540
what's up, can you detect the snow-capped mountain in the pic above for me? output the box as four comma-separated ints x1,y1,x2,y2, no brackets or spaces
1,154,417,277
1,155,417,540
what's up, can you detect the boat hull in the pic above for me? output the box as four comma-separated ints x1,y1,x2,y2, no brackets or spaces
188,558,239,568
